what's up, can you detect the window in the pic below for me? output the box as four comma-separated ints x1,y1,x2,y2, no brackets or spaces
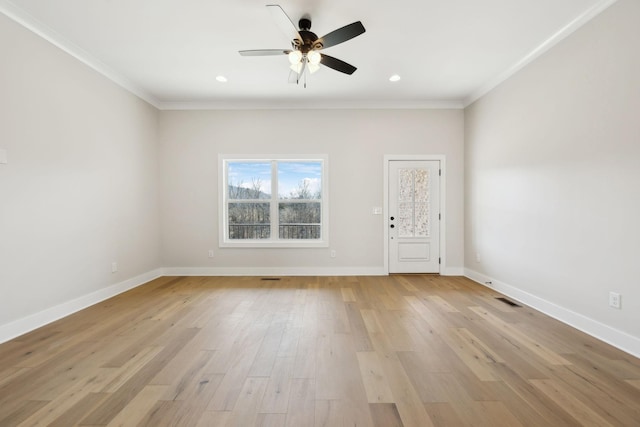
220,155,328,247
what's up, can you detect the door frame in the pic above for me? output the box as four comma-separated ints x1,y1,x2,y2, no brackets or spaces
383,155,447,275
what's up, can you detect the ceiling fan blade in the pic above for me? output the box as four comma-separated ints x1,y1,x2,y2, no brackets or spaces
319,21,365,49
267,4,302,45
320,54,357,75
239,49,290,56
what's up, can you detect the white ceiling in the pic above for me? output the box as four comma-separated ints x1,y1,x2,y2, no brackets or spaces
0,0,615,109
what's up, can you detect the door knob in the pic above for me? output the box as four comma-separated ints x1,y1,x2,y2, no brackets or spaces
390,216,395,220
390,224,395,228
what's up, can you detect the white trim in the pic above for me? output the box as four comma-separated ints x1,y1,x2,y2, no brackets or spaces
464,0,618,107
443,267,465,276
158,100,465,111
465,268,640,358
0,1,161,108
0,268,163,344
219,154,329,248
383,155,447,275
162,267,386,277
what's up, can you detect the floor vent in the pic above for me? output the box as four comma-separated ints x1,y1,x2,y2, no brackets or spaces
261,277,281,281
496,297,521,307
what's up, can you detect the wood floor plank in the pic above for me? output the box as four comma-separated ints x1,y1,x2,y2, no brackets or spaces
366,314,435,427
195,411,232,427
468,306,573,366
284,378,315,427
356,351,395,403
47,392,109,427
137,399,185,427
225,376,269,427
256,413,286,427
490,363,582,426
345,302,374,351
0,275,638,427
530,379,615,426
423,402,465,427
105,346,165,392
259,356,294,414
439,327,502,381
369,402,403,427
206,325,267,411
105,385,169,427
341,287,357,302
16,367,116,426
80,327,200,426
0,400,49,427
426,295,460,313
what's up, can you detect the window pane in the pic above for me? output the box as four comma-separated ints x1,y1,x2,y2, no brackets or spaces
228,202,270,239
227,162,271,199
279,202,321,239
278,161,322,199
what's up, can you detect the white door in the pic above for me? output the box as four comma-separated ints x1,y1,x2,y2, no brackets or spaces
388,160,440,273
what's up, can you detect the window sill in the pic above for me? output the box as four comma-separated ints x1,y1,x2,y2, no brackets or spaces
219,240,329,249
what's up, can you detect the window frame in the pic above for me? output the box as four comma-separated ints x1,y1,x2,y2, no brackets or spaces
219,154,329,248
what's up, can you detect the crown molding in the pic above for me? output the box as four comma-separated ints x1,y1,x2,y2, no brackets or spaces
464,0,618,107
156,99,465,111
0,0,162,108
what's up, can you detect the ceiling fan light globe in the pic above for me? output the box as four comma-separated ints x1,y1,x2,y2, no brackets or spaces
309,63,320,74
288,50,302,65
308,50,321,65
290,62,303,74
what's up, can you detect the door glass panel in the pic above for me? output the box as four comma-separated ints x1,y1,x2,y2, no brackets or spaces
397,168,431,237
414,170,430,202
399,169,413,201
398,201,414,237
415,202,430,237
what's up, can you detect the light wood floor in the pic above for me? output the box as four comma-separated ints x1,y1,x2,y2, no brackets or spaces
1,275,639,427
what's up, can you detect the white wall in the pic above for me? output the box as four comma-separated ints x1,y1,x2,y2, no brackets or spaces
159,109,464,275
0,14,161,338
465,0,640,354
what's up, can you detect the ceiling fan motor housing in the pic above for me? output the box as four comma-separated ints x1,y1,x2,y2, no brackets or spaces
298,18,312,30
290,18,321,52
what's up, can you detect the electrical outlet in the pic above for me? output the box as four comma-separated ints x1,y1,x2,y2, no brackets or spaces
330,250,337,258
111,261,118,273
609,292,621,309
208,249,214,258
476,252,481,263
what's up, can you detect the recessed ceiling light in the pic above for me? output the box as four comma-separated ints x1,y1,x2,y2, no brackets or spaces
389,74,401,82
216,75,228,83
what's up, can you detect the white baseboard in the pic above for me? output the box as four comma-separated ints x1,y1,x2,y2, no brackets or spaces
465,268,640,358
443,267,465,276
162,266,388,277
0,268,163,344
161,266,465,277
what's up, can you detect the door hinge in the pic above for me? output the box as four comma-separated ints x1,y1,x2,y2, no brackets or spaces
439,213,441,220
439,169,441,176
438,257,441,265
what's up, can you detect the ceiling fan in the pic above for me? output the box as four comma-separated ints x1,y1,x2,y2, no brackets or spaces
239,4,366,85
